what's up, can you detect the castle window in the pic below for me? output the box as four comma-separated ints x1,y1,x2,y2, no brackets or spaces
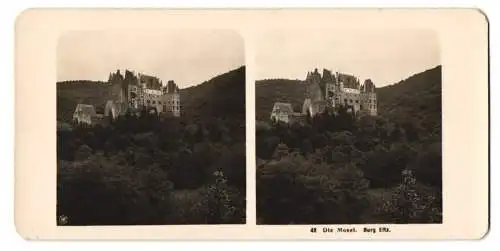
152,100,156,104
350,99,353,103
355,100,359,104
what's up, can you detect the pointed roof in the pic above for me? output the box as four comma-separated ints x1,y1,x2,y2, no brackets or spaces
273,102,294,113
74,104,97,117
337,72,360,89
362,79,376,93
166,80,180,94
139,73,162,90
322,68,336,83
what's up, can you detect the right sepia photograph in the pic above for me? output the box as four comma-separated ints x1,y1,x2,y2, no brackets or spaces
255,29,442,225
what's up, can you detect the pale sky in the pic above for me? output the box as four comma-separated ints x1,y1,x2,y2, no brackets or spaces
255,29,440,87
57,30,244,88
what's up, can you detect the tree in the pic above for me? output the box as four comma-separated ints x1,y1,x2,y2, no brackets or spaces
311,133,328,149
272,143,289,160
402,122,420,142
216,143,246,191
74,144,92,161
256,135,280,160
195,170,245,224
378,170,442,223
361,143,416,188
257,154,371,224
326,164,371,223
300,139,313,155
57,155,174,225
410,142,442,188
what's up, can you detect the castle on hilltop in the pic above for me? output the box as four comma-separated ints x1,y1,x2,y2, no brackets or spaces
270,68,377,124
106,70,181,118
303,68,377,117
73,70,181,125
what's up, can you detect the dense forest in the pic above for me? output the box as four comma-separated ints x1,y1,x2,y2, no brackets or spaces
256,66,442,224
377,66,442,138
180,67,246,122
57,67,246,225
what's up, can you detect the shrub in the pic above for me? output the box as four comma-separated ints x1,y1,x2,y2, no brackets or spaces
376,170,442,223
257,154,371,224
57,154,174,225
74,144,92,161
361,143,416,188
193,170,246,224
256,135,280,160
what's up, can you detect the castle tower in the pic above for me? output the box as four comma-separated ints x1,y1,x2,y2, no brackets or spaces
323,69,337,108
161,80,181,117
108,69,128,113
360,79,377,116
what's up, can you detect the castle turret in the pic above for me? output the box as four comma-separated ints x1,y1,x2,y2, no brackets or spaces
312,68,321,84
106,70,182,117
161,80,181,117
322,69,336,84
360,79,377,116
302,69,377,118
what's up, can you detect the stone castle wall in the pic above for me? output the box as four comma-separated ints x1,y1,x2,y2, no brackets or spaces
303,68,378,117
108,70,181,117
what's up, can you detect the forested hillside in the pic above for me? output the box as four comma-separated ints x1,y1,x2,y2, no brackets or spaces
57,81,112,122
180,66,246,121
57,67,246,125
376,65,442,139
254,66,442,131
57,67,247,225
255,79,305,120
256,66,442,224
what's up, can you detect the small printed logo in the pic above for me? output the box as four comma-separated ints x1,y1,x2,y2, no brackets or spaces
58,215,69,225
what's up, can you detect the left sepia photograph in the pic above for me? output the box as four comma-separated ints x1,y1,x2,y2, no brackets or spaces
56,30,246,225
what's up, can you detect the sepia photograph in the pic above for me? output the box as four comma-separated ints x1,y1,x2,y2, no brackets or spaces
15,9,488,240
255,29,443,225
56,30,246,225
